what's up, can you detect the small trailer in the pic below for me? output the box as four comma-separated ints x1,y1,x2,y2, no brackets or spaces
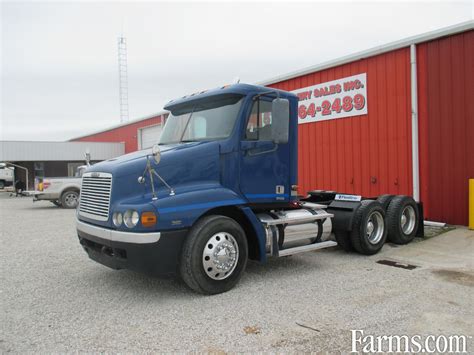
76,84,422,294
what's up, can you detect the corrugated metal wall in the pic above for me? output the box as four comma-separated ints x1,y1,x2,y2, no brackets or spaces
418,30,474,225
269,48,413,199
73,114,166,153
0,141,124,161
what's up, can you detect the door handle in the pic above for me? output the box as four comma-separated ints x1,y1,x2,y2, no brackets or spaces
241,141,277,156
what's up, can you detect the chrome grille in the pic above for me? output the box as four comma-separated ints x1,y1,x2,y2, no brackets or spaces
79,172,112,221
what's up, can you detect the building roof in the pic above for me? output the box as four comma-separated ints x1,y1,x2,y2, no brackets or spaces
0,141,125,162
69,111,168,141
258,20,473,86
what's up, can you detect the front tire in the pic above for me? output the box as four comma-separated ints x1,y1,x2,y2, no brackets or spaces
180,215,248,294
61,190,79,209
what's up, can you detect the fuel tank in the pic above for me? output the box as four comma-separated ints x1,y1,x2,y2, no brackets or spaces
257,207,332,252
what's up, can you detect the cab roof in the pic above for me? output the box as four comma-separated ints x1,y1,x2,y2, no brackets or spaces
164,83,296,113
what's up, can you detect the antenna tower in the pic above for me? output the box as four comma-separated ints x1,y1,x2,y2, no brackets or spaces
117,36,129,123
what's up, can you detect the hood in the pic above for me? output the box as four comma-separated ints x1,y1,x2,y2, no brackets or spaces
87,144,179,174
86,141,222,200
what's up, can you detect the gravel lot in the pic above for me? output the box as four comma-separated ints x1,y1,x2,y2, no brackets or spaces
1,194,473,352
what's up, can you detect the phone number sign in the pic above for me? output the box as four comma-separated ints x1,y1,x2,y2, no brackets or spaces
293,73,368,124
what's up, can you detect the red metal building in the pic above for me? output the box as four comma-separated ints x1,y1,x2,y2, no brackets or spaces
263,23,473,225
72,22,473,225
73,113,167,154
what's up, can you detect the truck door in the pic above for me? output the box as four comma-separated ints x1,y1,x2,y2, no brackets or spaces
240,97,290,203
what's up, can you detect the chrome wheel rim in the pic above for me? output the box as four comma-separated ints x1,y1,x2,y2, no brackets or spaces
401,206,416,235
65,193,78,208
366,211,384,244
202,232,239,280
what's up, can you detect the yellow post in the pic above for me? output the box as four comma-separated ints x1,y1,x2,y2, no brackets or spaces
470,179,474,230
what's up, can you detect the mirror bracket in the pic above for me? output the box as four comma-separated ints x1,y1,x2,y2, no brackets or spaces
138,146,175,199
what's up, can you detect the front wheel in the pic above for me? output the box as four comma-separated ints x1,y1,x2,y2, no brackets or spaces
61,190,79,209
180,215,248,294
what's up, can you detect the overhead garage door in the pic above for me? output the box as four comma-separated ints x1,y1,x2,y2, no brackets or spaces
138,124,162,150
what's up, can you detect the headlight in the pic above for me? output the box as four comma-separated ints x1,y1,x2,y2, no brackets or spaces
123,209,139,228
112,212,123,227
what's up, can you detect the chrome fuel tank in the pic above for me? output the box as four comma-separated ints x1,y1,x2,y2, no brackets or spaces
257,207,332,252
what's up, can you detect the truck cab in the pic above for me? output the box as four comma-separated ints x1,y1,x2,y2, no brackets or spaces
76,83,421,294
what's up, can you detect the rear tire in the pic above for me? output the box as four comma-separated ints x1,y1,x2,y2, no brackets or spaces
180,215,248,295
61,190,79,209
350,200,387,255
377,194,395,211
386,195,419,244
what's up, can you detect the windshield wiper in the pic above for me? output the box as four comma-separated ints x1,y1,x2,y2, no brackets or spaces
178,108,195,142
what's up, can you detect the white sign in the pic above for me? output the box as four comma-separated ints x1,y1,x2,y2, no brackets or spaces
335,194,362,202
293,73,368,124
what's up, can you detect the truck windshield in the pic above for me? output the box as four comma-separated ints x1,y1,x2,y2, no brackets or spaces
159,95,244,144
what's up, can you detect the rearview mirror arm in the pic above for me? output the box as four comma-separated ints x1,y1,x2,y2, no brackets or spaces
138,155,175,200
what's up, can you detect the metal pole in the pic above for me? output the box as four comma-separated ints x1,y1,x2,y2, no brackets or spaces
410,44,420,202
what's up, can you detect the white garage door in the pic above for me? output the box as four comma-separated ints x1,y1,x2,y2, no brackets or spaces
138,124,162,150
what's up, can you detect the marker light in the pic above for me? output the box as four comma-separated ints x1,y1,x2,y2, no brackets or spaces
123,210,139,228
112,212,123,227
141,212,157,228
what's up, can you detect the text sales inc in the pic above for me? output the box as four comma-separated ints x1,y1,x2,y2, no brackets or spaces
297,79,366,119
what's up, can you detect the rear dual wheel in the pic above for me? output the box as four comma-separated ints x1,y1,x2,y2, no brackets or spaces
386,196,419,244
350,200,387,255
337,196,419,254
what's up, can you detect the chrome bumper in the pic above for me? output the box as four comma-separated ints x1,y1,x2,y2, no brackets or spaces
76,219,161,244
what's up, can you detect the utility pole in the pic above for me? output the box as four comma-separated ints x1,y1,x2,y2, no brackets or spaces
117,36,129,123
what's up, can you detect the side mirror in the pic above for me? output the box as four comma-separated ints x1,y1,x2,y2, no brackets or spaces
151,144,161,164
271,98,290,144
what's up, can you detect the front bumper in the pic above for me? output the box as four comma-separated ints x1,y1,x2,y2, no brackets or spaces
77,220,188,276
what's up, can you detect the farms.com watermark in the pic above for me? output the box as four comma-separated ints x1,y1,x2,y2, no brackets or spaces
351,330,472,353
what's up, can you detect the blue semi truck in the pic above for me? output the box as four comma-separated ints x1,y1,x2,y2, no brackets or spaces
76,83,422,294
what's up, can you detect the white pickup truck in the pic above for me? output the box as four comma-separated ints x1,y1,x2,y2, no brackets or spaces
0,163,14,189
34,166,86,208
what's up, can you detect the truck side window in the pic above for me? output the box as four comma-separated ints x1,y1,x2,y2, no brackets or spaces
245,99,272,141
